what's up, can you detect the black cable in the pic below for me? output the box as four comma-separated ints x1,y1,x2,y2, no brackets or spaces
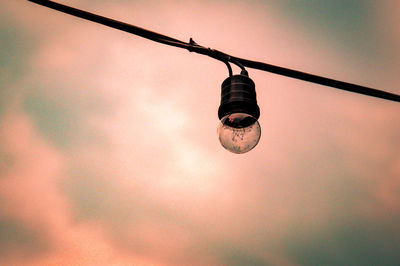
188,38,232,76
27,0,400,102
27,0,187,45
230,56,400,102
224,61,233,77
228,57,246,72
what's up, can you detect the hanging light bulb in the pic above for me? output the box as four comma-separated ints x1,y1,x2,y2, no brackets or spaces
217,70,261,154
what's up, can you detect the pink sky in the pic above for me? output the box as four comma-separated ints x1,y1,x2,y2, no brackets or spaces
1,1,399,265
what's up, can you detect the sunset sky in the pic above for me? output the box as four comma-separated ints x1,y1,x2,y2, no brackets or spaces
1,0,400,265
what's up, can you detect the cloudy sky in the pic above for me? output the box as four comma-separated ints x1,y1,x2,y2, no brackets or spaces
1,0,400,265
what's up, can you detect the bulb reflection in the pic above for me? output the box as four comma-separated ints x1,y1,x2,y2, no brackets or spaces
217,113,261,154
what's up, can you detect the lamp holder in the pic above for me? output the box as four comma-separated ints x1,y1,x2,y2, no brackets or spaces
218,71,260,120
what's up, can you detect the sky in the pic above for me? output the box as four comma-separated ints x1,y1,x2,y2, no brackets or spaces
1,0,400,265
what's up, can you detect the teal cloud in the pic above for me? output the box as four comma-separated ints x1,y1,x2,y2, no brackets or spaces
22,90,107,149
271,0,388,64
285,217,400,265
0,15,34,116
0,218,48,257
214,244,267,266
22,92,83,148
61,167,133,222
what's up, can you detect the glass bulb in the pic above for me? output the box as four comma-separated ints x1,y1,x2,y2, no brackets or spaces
217,113,261,154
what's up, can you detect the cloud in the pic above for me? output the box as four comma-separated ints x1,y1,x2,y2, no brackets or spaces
1,0,399,265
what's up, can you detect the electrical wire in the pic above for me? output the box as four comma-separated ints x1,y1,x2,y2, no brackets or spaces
27,0,400,102
224,61,233,77
230,56,400,102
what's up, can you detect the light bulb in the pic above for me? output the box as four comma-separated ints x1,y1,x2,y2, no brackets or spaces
218,112,261,153
217,71,261,154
